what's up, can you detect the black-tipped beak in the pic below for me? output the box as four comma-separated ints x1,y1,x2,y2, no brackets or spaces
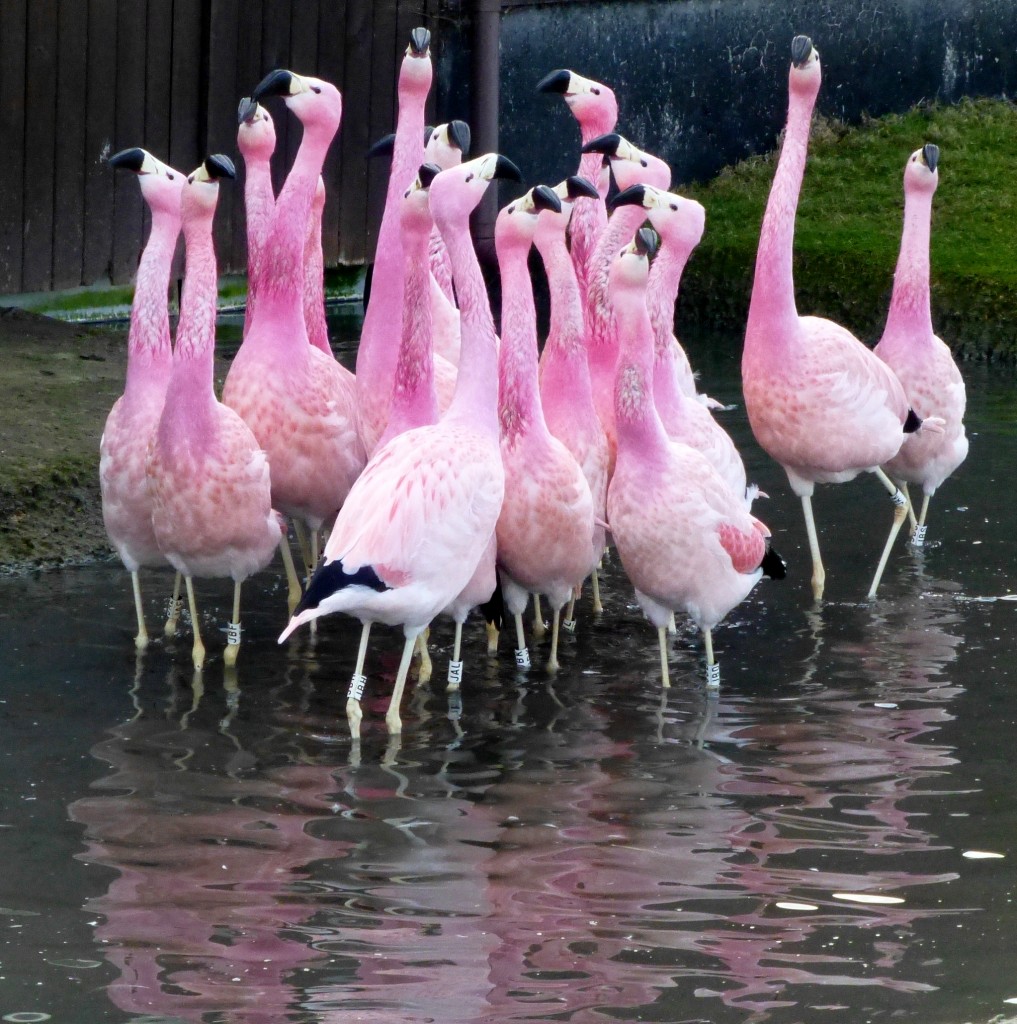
581,132,620,156
536,68,572,94
448,119,471,156
409,26,430,55
791,35,813,68
634,226,659,259
761,544,787,580
566,175,599,201
418,162,441,188
108,147,147,173
366,133,395,159
252,68,294,102
493,155,523,182
922,143,940,173
204,153,236,181
532,184,562,214
609,183,647,211
237,96,258,125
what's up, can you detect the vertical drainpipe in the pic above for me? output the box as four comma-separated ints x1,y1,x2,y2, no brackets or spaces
471,0,501,264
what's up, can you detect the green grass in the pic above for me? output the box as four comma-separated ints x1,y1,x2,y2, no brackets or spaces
679,97,1017,360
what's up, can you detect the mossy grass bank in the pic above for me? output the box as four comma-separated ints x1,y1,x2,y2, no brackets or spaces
679,97,1017,361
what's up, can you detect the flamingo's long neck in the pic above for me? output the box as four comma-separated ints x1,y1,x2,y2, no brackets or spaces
384,216,437,440
162,207,219,444
612,270,670,461
884,185,934,345
124,207,179,395
303,177,331,354
587,205,649,355
498,230,547,444
243,155,274,277
746,77,818,345
572,111,616,291
647,241,693,430
441,215,499,439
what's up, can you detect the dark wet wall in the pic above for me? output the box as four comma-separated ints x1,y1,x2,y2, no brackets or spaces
439,0,1017,189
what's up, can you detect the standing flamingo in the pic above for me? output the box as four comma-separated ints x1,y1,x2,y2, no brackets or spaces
147,156,283,670
742,35,927,601
223,70,365,599
278,153,521,737
535,176,610,623
495,185,597,673
100,148,184,649
607,230,785,687
611,183,755,504
536,69,618,303
875,144,967,547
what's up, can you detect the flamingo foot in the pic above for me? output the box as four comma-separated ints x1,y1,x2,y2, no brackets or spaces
346,698,363,740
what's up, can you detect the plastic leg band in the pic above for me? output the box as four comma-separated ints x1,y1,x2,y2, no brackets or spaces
447,660,464,686
514,647,531,669
348,673,366,702
912,524,927,547
562,619,577,634
706,663,721,688
226,621,241,646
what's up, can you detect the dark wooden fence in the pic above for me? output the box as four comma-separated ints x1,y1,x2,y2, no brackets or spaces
0,0,454,298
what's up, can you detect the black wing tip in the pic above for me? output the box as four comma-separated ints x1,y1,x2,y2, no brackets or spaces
761,545,788,581
479,581,505,630
903,408,923,434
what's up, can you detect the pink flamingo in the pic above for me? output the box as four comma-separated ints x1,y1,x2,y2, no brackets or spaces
236,97,275,335
875,144,968,546
612,182,755,504
356,28,433,455
495,185,597,673
534,176,610,622
223,70,365,601
146,156,283,669
742,36,929,601
100,148,184,649
278,153,521,737
302,175,333,355
536,69,618,303
606,230,785,687
579,132,671,454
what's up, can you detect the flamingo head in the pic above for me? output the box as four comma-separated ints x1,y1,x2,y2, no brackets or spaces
581,132,671,191
429,152,522,230
610,226,657,291
537,68,618,135
425,120,471,169
611,183,705,252
399,26,433,96
495,184,562,255
904,143,939,196
789,34,822,99
182,154,234,223
535,175,599,241
252,70,342,137
236,97,276,161
400,162,440,235
108,147,185,218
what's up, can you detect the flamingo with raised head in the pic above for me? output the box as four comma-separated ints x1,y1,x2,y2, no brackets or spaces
100,148,184,649
278,153,521,737
875,144,967,547
495,185,597,673
147,156,283,670
223,69,365,600
742,35,928,601
607,230,785,687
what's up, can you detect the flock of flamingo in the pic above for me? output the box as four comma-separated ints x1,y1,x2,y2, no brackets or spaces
98,31,968,736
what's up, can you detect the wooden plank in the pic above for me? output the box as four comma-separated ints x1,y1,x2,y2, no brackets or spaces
260,0,294,197
317,0,347,265
0,0,28,294
21,0,59,293
52,0,90,290
169,0,204,177
110,0,147,286
338,0,375,264
364,1,399,260
144,0,174,165
232,0,266,277
82,0,118,286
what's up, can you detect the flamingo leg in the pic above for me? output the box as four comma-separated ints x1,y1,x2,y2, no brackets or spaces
386,630,423,735
531,594,547,639
486,620,500,656
278,535,302,615
164,572,183,637
223,581,242,668
563,591,577,633
657,625,670,689
447,622,464,692
547,608,561,673
292,518,313,579
667,611,677,635
591,566,604,614
868,467,910,598
414,628,432,684
513,613,530,669
902,482,918,533
184,576,205,670
704,628,720,689
912,492,932,547
801,494,825,600
346,623,371,740
130,571,149,650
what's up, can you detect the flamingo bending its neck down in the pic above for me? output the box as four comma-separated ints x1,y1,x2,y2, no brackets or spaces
223,69,365,598
495,185,597,673
279,153,520,737
741,35,927,601
607,231,785,687
874,144,967,547
100,148,184,649
147,156,283,670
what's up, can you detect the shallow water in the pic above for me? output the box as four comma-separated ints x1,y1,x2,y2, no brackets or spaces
2,331,1016,1023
